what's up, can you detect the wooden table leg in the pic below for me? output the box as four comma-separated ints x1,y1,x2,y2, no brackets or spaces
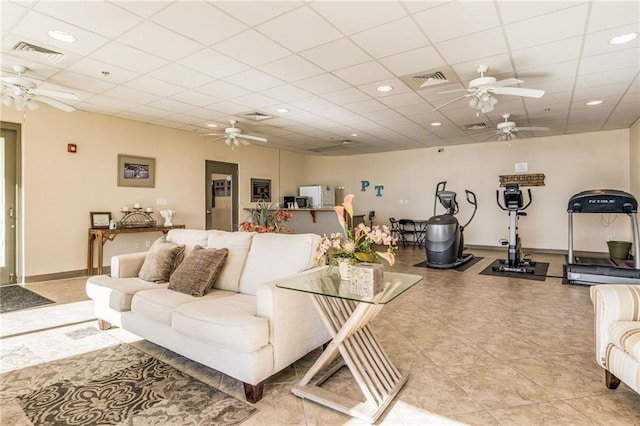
97,233,105,275
87,231,95,275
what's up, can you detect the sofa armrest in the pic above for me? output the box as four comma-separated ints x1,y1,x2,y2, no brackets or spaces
111,252,147,278
590,284,640,367
256,266,332,372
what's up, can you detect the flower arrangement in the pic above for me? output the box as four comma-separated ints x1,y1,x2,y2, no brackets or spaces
238,199,294,233
316,194,397,266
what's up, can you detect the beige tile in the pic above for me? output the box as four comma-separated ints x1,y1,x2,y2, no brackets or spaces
565,392,640,425
447,410,501,425
490,401,596,425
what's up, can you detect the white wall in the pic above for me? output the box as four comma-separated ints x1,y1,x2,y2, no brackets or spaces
300,129,631,253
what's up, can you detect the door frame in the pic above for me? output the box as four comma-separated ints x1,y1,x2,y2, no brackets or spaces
1,121,22,284
205,160,238,231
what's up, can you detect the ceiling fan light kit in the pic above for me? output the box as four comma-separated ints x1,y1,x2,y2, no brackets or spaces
207,119,268,149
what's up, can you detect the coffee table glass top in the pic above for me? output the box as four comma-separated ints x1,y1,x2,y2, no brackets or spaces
276,267,422,304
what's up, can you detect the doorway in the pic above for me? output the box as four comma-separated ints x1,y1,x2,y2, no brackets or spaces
205,161,238,231
1,122,20,285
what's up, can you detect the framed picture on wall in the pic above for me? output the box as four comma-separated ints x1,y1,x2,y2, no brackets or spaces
251,178,271,202
117,154,155,188
90,212,111,229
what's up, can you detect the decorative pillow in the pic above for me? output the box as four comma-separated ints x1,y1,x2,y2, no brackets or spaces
138,236,185,283
168,246,229,297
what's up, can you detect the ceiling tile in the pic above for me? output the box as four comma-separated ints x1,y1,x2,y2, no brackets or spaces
579,48,640,75
343,99,387,114
300,38,371,71
82,94,137,111
213,1,303,26
289,96,338,112
436,28,508,64
294,73,350,95
505,4,589,50
497,1,585,24
91,41,168,74
582,23,640,57
225,69,284,92
258,55,324,83
196,80,250,100
148,63,213,88
512,36,583,71
11,11,108,55
213,30,290,67
232,93,279,109
357,78,413,98
350,17,430,59
333,61,394,86
125,75,185,97
413,1,500,43
207,101,249,115
256,6,341,52
118,21,204,61
112,1,169,18
576,67,638,89
67,57,137,84
147,98,197,114
34,1,141,38
378,92,425,108
378,45,446,77
102,85,161,104
261,84,311,102
2,2,27,30
310,1,406,35
180,48,250,79
588,1,640,33
573,84,628,102
321,87,370,105
171,90,220,108
151,2,247,46
47,70,114,94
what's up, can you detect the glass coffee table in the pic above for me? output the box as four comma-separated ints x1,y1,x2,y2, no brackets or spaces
276,268,422,423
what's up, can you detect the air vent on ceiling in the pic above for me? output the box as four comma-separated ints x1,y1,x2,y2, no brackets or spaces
11,41,65,63
464,122,487,130
309,146,348,153
412,71,448,88
243,111,272,121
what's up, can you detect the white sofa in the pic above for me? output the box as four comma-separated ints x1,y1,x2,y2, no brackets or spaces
86,229,330,403
590,284,640,394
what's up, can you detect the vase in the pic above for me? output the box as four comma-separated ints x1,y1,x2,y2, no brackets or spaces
337,259,351,281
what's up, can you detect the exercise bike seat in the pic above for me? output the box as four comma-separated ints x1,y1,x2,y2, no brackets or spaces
517,212,527,216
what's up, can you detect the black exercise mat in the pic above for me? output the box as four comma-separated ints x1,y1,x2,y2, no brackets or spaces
479,259,549,281
414,256,483,272
0,285,54,313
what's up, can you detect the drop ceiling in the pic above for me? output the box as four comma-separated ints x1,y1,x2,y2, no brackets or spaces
1,0,638,155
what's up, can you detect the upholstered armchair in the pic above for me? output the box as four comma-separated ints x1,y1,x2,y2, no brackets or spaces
590,285,640,393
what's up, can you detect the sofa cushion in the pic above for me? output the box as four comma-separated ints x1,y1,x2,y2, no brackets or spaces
86,275,168,312
610,321,640,362
131,288,234,325
168,247,229,296
138,236,185,283
207,230,254,292
239,233,320,295
172,294,269,353
166,229,213,257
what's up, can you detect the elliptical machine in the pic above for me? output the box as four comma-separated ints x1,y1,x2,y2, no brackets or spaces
493,183,536,274
425,181,477,269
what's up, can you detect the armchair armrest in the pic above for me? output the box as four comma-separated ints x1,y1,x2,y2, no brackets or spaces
256,267,331,372
111,252,147,278
590,284,640,367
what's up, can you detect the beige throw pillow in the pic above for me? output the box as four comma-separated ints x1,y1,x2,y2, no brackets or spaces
138,236,185,283
168,246,229,297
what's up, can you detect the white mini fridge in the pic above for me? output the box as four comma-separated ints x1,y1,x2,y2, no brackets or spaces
299,185,335,208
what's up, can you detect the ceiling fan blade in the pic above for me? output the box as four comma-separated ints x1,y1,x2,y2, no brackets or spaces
514,126,549,132
431,94,471,111
492,78,523,88
436,88,470,95
2,76,36,89
480,133,499,142
493,86,545,98
208,136,226,142
35,96,75,112
237,134,267,143
470,130,499,136
33,88,79,100
239,139,250,146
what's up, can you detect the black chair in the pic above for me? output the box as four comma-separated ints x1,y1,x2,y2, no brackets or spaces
389,217,402,242
398,219,419,248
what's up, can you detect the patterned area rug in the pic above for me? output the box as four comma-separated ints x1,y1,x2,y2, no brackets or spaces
0,285,54,313
479,259,550,281
0,344,257,425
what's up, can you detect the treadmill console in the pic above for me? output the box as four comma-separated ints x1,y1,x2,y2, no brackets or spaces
567,189,638,214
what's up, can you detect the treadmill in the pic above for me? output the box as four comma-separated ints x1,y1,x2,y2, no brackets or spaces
565,189,640,285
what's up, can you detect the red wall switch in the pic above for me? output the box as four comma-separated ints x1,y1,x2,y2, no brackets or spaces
67,143,77,153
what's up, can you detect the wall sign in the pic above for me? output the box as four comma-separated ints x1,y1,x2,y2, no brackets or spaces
360,180,384,196
499,173,545,187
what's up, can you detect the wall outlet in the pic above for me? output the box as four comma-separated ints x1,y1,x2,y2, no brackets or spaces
157,199,168,206
135,242,141,249
145,240,151,248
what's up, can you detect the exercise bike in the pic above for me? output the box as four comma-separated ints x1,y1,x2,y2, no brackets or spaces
425,181,477,269
493,183,536,274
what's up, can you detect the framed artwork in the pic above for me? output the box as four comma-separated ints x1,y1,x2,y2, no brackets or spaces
90,212,111,229
251,178,271,202
117,154,155,188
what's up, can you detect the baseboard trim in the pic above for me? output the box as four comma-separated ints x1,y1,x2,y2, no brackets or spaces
25,267,111,283
466,245,607,257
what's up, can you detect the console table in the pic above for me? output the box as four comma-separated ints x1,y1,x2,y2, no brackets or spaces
276,268,422,422
87,225,185,275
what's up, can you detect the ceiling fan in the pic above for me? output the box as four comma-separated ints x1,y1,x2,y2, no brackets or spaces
432,65,545,115
1,64,79,112
472,113,550,142
206,120,268,149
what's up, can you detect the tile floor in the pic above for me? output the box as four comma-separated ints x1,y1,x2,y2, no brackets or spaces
2,247,640,425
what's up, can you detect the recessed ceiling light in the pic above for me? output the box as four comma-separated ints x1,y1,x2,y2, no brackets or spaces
47,29,76,43
276,108,289,113
430,122,442,127
585,100,604,106
206,123,218,128
376,85,393,92
350,133,358,137
609,32,638,45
